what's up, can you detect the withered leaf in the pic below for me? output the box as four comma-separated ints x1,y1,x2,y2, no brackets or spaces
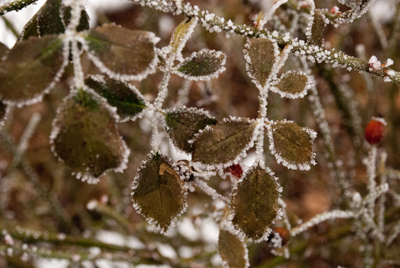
131,153,187,233
0,35,65,104
169,17,198,58
85,75,147,122
176,49,226,81
164,107,217,153
51,90,129,183
231,166,280,241
309,10,326,46
85,24,158,81
192,119,255,165
268,120,316,170
218,228,249,268
244,38,278,88
271,71,311,99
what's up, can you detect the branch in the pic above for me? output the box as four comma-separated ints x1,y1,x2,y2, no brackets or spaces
0,0,38,16
130,0,400,84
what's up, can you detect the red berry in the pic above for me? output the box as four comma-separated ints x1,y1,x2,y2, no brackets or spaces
364,117,386,144
225,164,243,179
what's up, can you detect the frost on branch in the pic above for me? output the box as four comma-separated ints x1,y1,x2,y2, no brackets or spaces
131,152,187,234
218,227,249,268
84,24,159,81
175,49,226,81
50,90,129,184
164,107,218,153
19,0,89,40
0,35,65,106
230,165,280,241
243,37,279,88
192,118,257,166
270,71,312,99
85,75,147,122
267,120,317,170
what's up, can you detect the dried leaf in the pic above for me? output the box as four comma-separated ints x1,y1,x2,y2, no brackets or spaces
51,90,129,183
309,10,326,46
169,17,198,57
175,49,226,81
131,152,187,233
164,107,217,153
0,35,65,105
85,24,159,81
85,75,147,122
231,166,280,241
271,71,311,99
218,228,249,268
244,38,279,88
192,119,256,165
19,0,89,40
268,120,316,170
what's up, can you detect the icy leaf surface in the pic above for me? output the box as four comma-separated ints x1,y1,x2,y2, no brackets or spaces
51,90,128,182
218,228,249,268
131,153,187,233
271,71,311,99
85,75,147,122
309,10,326,46
20,0,89,39
176,50,226,81
169,17,198,57
85,24,158,80
268,120,316,170
164,107,217,153
0,35,64,104
244,38,278,88
231,166,280,241
192,119,255,165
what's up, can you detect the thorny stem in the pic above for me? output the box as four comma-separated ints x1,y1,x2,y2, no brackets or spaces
0,0,38,16
130,0,400,83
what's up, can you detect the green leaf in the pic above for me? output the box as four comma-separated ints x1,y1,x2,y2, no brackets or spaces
218,228,249,268
308,10,326,46
268,120,316,170
271,71,311,99
164,107,218,153
244,38,278,88
231,166,280,241
51,90,129,183
192,119,256,165
0,35,65,105
85,24,159,81
131,152,187,233
0,101,7,128
176,49,226,81
169,17,198,58
85,75,147,122
19,0,89,40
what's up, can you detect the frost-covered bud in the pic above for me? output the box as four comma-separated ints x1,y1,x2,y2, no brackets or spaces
224,164,243,179
267,227,290,247
364,117,386,145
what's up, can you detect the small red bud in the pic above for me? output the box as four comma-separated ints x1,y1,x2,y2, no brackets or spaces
225,164,243,179
267,227,291,247
364,117,386,145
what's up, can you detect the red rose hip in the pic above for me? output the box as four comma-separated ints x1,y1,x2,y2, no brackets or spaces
364,117,386,144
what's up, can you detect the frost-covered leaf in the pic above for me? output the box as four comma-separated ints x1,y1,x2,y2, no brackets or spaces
230,165,280,241
175,49,226,81
164,107,217,153
268,120,316,170
192,119,256,165
0,35,65,105
51,90,129,184
0,101,7,128
131,152,187,233
270,71,311,99
244,38,279,88
85,24,159,81
308,10,326,46
85,75,147,122
218,228,249,268
169,17,198,58
20,0,89,40
0,43,8,58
